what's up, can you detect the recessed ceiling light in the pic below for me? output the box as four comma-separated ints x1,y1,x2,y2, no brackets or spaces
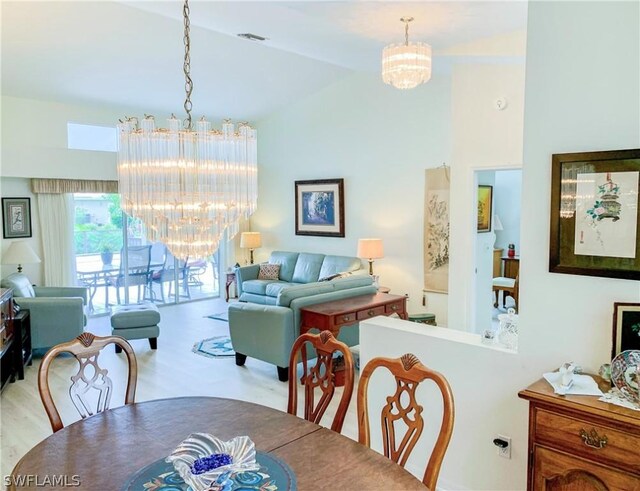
237,33,268,42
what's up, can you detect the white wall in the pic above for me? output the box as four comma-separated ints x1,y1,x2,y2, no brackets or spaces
254,56,527,326
448,62,526,333
494,170,522,252
1,96,124,180
0,178,44,285
363,2,639,490
254,72,453,322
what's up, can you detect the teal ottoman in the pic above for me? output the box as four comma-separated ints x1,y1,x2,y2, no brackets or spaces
110,302,160,352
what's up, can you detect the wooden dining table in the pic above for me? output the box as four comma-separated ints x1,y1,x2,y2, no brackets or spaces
9,396,427,490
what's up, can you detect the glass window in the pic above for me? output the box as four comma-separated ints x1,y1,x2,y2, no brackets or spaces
67,123,117,152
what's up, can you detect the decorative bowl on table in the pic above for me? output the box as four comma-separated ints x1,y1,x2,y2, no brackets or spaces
166,433,260,491
610,350,640,404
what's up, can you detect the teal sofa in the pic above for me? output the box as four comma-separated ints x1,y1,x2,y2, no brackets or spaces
1,273,88,350
236,251,366,304
229,251,375,381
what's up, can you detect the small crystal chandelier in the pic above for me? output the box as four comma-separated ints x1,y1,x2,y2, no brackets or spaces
382,17,432,90
117,0,257,260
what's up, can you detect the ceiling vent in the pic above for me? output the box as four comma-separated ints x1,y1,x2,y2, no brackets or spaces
237,33,268,42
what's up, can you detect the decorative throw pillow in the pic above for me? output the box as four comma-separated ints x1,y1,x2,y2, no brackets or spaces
258,263,280,280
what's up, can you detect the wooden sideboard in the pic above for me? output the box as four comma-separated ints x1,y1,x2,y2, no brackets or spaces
0,288,16,390
519,377,640,490
299,292,407,338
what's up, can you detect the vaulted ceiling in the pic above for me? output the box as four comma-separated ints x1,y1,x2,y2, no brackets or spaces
1,1,528,121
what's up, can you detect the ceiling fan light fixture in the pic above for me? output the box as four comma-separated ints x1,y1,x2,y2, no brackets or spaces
382,17,432,90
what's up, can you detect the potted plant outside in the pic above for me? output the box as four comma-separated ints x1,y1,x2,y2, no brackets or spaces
100,244,114,265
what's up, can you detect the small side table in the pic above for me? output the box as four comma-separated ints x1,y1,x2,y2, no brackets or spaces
225,272,237,302
13,309,32,380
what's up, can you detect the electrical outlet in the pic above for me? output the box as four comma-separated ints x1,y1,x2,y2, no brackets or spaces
497,435,511,459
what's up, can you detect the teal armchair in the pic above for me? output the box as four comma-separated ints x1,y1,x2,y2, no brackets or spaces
1,273,88,350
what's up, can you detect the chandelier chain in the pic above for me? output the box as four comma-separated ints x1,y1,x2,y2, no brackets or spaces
405,20,409,46
183,0,193,130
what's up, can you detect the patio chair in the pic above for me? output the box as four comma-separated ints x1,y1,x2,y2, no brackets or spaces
150,250,191,302
106,245,152,304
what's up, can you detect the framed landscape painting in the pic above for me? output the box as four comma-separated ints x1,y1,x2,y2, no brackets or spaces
2,197,32,239
295,179,345,237
549,149,640,280
612,302,640,358
477,185,493,232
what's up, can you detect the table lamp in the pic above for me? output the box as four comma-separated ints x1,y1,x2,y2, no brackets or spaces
240,232,262,265
357,238,384,275
493,214,504,248
2,241,41,273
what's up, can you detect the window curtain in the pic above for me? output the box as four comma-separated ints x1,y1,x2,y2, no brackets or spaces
36,194,76,286
31,178,117,194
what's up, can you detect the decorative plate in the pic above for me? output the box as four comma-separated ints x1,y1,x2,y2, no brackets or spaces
610,350,640,403
122,450,297,490
166,434,260,491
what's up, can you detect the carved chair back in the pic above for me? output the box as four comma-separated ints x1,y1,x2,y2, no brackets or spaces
38,333,138,433
357,354,454,490
287,331,355,433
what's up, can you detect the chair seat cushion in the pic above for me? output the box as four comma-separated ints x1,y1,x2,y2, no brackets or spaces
111,302,160,328
492,277,516,288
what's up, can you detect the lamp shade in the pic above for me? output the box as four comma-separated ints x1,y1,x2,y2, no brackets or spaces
493,215,504,232
240,232,262,249
2,241,41,265
357,239,384,259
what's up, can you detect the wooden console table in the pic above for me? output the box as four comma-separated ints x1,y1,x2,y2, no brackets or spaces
519,376,640,490
300,292,407,338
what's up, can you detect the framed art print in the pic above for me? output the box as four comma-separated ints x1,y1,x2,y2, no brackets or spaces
612,302,640,358
477,185,493,233
549,148,640,280
295,179,345,237
2,197,32,239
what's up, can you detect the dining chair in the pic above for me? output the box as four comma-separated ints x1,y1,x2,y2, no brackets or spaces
38,333,138,433
357,353,455,491
287,331,354,433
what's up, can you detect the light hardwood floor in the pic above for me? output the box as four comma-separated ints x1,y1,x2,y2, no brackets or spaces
0,297,360,479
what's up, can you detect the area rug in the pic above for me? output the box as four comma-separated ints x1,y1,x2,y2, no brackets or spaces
205,311,229,322
192,336,235,358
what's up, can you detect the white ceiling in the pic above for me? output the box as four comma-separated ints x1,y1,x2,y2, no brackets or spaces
1,1,528,121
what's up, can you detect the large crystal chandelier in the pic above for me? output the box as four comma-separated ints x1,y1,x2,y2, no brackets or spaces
117,0,257,260
382,17,432,90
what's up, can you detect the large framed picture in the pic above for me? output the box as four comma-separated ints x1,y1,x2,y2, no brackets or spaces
612,302,640,358
2,197,32,239
549,149,640,280
477,185,493,233
295,179,345,237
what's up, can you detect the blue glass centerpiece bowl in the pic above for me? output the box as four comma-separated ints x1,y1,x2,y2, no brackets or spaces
166,433,260,491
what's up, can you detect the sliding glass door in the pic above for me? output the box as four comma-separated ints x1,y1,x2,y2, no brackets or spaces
74,193,221,315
